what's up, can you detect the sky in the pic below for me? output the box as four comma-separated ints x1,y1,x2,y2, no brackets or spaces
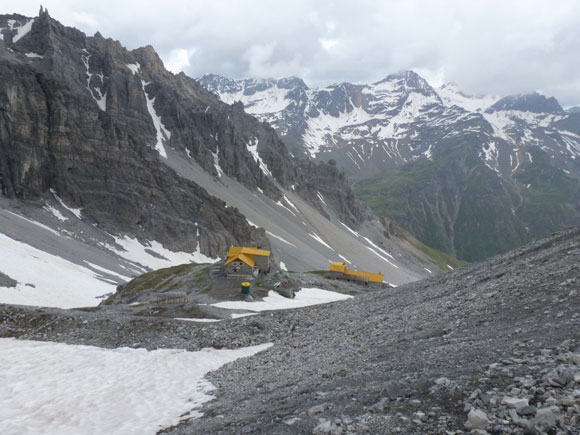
4,0,580,107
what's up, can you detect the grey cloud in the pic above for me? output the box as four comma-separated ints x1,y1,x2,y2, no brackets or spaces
4,0,580,106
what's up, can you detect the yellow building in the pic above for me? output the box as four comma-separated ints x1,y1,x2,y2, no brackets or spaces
328,262,383,284
224,246,271,277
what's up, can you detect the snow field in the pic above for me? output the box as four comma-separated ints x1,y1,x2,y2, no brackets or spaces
109,232,217,270
0,338,272,435
0,233,116,308
211,287,352,312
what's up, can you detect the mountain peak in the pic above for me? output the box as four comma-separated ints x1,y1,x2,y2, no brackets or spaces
277,76,308,90
372,70,438,97
487,92,564,114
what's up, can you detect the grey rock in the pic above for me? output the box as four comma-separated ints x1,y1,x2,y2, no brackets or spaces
381,381,402,400
517,406,537,417
465,409,490,430
503,396,529,409
533,406,562,431
308,403,328,416
312,419,342,435
0,272,17,288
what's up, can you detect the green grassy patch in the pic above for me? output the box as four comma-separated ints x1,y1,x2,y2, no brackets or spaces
120,263,197,295
390,219,467,270
306,270,329,277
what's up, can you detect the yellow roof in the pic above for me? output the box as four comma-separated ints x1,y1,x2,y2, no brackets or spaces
329,262,347,273
225,246,270,267
227,246,270,257
343,269,384,283
329,261,383,283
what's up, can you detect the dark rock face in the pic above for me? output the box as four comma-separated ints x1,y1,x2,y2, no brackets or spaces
0,10,271,257
294,159,370,225
487,92,564,114
0,9,370,257
0,272,17,288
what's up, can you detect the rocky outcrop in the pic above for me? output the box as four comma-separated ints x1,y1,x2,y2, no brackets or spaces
294,159,370,226
0,10,274,257
0,9,373,257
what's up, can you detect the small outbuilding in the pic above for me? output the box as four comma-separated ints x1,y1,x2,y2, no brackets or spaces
224,246,271,278
329,262,383,284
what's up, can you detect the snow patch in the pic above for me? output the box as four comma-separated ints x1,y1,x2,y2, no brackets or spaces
365,246,398,269
266,231,296,247
230,313,258,319
142,80,171,158
338,254,352,265
126,62,140,75
217,81,292,114
0,338,272,435
308,232,334,250
275,200,296,216
81,54,107,111
175,318,222,323
50,188,82,218
107,233,216,271
246,219,259,228
83,261,131,281
0,234,116,308
43,204,68,222
211,288,352,312
211,148,225,177
12,18,34,43
317,191,328,206
338,221,360,238
437,84,498,112
362,236,395,259
282,194,300,213
246,138,272,176
24,52,43,59
480,140,500,172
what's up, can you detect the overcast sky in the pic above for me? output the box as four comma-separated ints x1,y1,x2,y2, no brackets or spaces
5,0,580,107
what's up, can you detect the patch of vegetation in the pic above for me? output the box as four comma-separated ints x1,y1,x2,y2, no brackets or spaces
119,263,197,296
385,217,467,270
306,270,329,277
195,273,208,284
353,149,534,261
515,149,580,238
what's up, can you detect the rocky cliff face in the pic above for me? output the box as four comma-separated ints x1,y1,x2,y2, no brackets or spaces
0,9,372,258
199,72,580,261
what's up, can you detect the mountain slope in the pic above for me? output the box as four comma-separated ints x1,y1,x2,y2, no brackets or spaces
0,9,435,307
2,226,578,433
199,73,580,261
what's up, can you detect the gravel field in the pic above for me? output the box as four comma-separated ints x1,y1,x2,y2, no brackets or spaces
1,228,579,434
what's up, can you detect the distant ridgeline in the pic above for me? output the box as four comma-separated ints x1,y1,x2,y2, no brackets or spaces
200,74,580,261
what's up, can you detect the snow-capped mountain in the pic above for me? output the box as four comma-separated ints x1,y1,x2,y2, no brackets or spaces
0,9,439,308
199,72,580,261
198,72,580,178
